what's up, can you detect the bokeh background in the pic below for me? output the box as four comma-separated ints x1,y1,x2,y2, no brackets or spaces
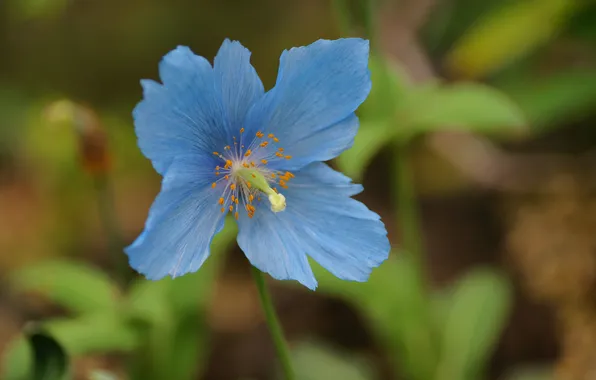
1,0,596,379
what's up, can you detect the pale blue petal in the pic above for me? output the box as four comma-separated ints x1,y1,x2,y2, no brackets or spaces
269,114,359,171
236,208,318,290
133,46,229,174
214,39,264,131
236,163,389,289
244,38,371,170
125,153,228,280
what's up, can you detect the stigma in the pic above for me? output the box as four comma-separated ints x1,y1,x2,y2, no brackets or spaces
210,129,294,219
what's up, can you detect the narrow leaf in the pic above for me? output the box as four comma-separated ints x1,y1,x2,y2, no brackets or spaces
435,267,513,380
336,121,392,181
399,82,527,136
1,332,68,380
498,70,596,132
445,0,576,78
9,260,120,315
311,253,438,380
40,314,139,355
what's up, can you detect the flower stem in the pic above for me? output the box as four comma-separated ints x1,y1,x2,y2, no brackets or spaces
94,173,128,286
332,0,352,35
394,143,424,266
251,267,295,380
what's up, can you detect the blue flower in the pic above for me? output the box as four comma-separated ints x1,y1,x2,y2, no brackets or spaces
126,38,390,290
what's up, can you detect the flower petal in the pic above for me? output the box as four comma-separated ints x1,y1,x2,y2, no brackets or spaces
214,39,264,131
125,153,227,280
236,163,389,289
133,46,228,174
269,113,359,171
244,38,371,169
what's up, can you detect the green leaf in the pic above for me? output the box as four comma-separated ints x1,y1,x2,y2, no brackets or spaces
359,55,408,121
445,0,576,78
336,120,392,181
312,252,438,380
292,342,374,380
28,333,69,380
168,215,238,315
398,82,527,137
127,216,237,380
2,335,34,380
39,314,139,355
2,332,68,380
3,315,138,380
498,70,596,132
9,260,120,315
435,267,513,380
165,314,209,380
89,370,119,380
336,56,408,181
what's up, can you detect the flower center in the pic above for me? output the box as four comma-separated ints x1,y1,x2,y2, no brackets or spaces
210,128,294,219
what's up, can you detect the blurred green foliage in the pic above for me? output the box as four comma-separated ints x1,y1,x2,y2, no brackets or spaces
2,0,596,379
2,219,237,380
309,254,512,380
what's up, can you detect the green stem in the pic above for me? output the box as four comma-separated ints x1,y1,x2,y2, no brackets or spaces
94,174,128,286
394,143,424,266
361,0,376,47
394,144,439,380
332,0,352,35
251,267,295,380
332,0,377,45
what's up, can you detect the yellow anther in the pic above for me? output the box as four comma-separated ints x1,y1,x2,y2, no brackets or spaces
235,211,239,220
273,137,279,143
240,128,245,133
285,155,292,159
250,161,255,167
279,180,288,189
275,152,283,158
273,187,278,193
247,181,252,188
218,197,224,205
215,172,220,176
260,141,269,148
220,207,225,213
285,171,294,178
249,194,254,202
229,205,234,212
224,175,229,180
216,166,220,170
256,131,264,138
268,193,286,212
278,147,284,152
268,133,274,138
261,159,268,164
230,183,236,190
225,145,231,150
244,149,252,157
271,173,276,178
211,182,216,188
231,195,235,202
235,198,239,204
213,151,219,155
242,163,250,168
